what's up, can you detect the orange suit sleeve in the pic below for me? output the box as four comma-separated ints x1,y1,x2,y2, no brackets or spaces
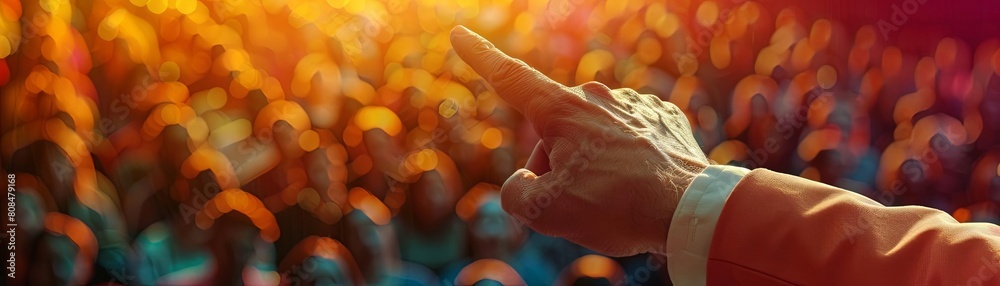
707,169,1000,285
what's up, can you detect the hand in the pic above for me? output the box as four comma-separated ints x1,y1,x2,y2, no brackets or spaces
450,26,710,256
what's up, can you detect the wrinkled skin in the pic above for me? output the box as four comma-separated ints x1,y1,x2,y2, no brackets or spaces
450,26,710,256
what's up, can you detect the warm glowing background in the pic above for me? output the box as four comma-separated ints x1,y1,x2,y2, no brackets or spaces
1,0,999,284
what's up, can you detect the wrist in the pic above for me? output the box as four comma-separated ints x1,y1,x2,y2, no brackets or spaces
665,158,711,204
648,159,709,254
663,165,750,283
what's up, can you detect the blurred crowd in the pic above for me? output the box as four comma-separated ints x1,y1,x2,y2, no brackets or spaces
1,0,999,284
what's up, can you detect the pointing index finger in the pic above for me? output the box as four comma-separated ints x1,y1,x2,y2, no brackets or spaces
450,25,569,125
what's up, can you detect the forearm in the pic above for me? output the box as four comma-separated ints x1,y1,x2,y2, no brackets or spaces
667,167,1000,285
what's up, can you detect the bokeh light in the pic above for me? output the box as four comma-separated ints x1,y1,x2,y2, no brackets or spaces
2,0,999,284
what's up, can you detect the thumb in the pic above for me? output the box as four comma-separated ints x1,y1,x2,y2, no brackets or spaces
500,168,551,226
524,140,551,175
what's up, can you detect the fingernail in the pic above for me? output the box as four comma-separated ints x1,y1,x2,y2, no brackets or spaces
450,25,477,42
451,25,495,54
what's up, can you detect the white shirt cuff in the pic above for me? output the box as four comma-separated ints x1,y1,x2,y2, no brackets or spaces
665,165,750,285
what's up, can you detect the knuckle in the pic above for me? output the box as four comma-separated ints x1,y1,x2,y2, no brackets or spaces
609,87,646,106
658,99,683,114
579,81,612,96
610,87,641,100
633,90,663,105
634,134,657,148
